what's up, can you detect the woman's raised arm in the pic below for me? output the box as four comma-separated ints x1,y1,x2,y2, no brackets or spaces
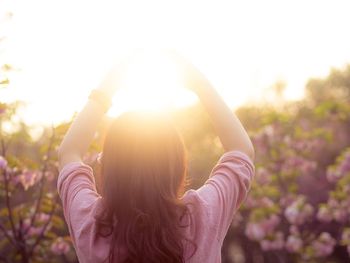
173,53,255,160
57,62,126,171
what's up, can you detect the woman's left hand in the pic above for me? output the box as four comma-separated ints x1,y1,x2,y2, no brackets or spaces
97,54,133,97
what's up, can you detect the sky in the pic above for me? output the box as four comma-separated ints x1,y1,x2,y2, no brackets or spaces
1,0,350,126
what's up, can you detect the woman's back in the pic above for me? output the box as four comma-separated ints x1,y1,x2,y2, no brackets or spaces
58,151,254,263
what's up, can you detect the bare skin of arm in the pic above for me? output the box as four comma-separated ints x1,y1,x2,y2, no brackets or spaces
58,61,127,171
172,53,255,160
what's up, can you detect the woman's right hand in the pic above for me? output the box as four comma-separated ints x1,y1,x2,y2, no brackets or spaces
96,55,131,98
166,50,212,95
166,50,255,160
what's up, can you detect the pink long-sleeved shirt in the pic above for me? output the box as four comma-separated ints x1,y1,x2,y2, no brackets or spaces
57,150,254,263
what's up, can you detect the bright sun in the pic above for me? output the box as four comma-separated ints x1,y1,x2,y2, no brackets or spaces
109,51,196,116
4,1,350,126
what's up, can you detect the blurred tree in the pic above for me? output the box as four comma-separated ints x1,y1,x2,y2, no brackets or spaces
306,65,350,105
220,65,350,263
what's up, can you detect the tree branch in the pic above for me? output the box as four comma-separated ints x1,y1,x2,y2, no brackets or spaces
0,254,10,263
0,223,16,248
24,130,55,236
0,138,6,156
28,194,58,258
3,168,18,243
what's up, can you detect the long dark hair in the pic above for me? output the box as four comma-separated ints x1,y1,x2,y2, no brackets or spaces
95,112,193,263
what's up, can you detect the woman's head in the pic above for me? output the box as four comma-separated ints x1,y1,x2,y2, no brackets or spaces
96,112,189,263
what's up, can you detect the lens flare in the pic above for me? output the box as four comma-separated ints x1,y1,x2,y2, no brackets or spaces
109,50,195,115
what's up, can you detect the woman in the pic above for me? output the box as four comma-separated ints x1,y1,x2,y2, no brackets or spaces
58,53,255,263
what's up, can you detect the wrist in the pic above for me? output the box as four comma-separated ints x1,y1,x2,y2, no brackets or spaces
88,89,112,113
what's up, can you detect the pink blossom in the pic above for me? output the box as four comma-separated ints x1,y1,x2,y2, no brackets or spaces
327,151,350,182
252,132,269,154
22,218,31,230
245,214,281,241
283,135,292,146
344,185,350,194
10,174,20,185
245,214,281,240
260,239,273,251
317,206,333,223
45,171,55,181
232,212,243,228
344,185,350,196
245,223,266,241
20,218,45,237
307,138,325,152
28,226,44,236
281,156,317,174
264,125,275,138
256,168,271,184
312,240,334,257
333,209,348,223
279,195,295,208
339,152,350,174
0,156,7,169
311,232,336,257
289,225,300,235
294,141,308,152
19,218,32,236
19,170,38,190
244,196,258,209
261,215,281,232
284,206,299,224
260,232,284,251
281,157,302,173
342,199,349,210
327,168,341,182
51,237,70,255
284,198,314,225
341,228,350,244
37,213,50,223
327,198,339,208
340,228,350,256
301,160,317,174
285,235,303,253
342,198,350,209
259,197,275,208
303,204,314,217
83,152,99,165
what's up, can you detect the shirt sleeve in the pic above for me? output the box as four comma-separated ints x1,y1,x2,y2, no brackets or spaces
195,150,255,240
57,162,100,246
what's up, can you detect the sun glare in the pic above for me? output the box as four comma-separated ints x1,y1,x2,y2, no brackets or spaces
109,51,196,116
2,0,350,125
